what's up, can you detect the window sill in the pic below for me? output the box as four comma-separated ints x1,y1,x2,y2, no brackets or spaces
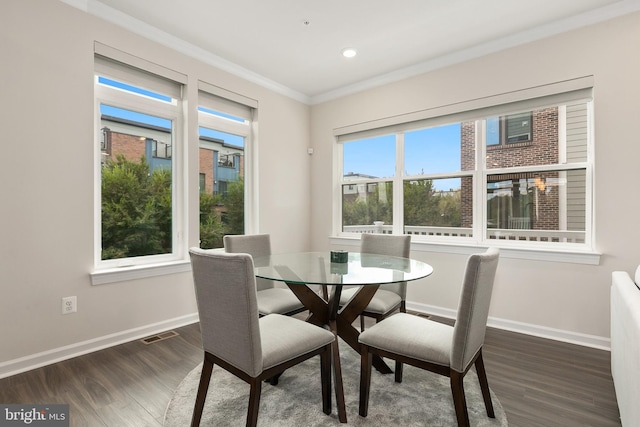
329,236,601,265
90,260,192,285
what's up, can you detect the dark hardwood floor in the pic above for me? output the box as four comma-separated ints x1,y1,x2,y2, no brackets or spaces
482,327,620,427
0,316,620,426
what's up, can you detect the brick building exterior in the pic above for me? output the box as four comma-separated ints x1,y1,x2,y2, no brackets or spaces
101,117,244,199
460,107,560,230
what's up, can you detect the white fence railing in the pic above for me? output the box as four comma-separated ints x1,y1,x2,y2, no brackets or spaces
342,224,585,244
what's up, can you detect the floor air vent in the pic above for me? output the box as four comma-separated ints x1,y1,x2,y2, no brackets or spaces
141,330,179,345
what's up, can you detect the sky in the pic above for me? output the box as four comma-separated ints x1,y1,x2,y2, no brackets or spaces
343,124,462,190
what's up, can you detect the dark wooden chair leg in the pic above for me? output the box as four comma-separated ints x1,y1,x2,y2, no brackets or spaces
320,345,332,414
191,358,214,427
267,372,282,385
394,360,403,383
360,315,365,331
450,370,470,427
359,346,373,417
474,351,495,418
246,378,262,427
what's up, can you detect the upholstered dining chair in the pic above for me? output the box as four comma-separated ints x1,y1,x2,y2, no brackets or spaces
358,247,500,427
188,248,335,427
339,233,411,331
224,234,306,317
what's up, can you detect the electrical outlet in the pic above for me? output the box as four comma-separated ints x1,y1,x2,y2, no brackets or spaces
62,296,77,315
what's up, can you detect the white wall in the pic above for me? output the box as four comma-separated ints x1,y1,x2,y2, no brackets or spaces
310,12,640,346
2,0,638,377
0,0,311,375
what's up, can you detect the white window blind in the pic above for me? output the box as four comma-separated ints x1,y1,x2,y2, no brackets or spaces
198,81,257,121
94,42,185,99
335,76,593,143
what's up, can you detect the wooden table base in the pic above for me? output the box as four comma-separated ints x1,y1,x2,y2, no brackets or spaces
285,282,394,423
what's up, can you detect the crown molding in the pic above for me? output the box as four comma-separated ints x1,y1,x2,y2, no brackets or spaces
59,0,311,104
61,0,640,106
309,0,640,104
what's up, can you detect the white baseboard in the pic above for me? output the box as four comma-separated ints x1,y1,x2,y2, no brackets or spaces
407,302,611,351
0,304,611,380
0,313,200,380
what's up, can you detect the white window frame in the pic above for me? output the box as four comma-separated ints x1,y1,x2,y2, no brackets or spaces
91,45,189,285
198,81,258,237
333,77,600,265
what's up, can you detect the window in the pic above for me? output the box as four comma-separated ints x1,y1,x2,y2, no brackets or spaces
342,135,394,233
152,140,172,159
487,112,533,146
197,85,254,249
95,54,184,268
404,124,472,238
336,80,593,251
198,173,206,193
217,180,229,197
91,46,258,283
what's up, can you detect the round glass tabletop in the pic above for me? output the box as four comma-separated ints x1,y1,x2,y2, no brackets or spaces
253,251,433,286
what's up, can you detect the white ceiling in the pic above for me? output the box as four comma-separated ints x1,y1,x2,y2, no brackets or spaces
68,0,640,104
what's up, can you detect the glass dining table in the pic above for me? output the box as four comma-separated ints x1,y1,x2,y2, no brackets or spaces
253,251,433,423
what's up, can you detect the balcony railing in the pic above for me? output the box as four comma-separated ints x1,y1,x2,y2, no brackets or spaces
343,224,585,244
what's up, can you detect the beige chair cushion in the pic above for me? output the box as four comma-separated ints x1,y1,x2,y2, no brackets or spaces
257,288,306,316
358,313,452,366
260,314,335,370
339,287,401,314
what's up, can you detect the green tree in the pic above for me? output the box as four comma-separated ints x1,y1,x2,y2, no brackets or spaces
223,177,245,236
343,198,371,226
199,191,225,249
404,179,439,227
436,190,461,227
198,178,244,249
149,168,173,250
342,182,392,227
101,155,247,255
404,179,461,227
341,179,461,230
101,154,172,259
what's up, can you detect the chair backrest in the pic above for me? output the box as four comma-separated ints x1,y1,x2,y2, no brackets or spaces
450,247,500,372
189,248,263,377
224,234,273,291
361,234,411,298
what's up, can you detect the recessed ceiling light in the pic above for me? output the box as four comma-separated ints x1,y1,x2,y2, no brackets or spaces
342,48,357,58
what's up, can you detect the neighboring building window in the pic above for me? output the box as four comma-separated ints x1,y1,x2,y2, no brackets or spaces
197,88,253,249
218,153,235,168
152,140,172,159
95,56,183,267
337,89,592,250
218,180,229,197
199,173,206,193
487,112,533,146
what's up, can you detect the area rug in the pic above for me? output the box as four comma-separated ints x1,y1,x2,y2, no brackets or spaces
164,346,508,426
